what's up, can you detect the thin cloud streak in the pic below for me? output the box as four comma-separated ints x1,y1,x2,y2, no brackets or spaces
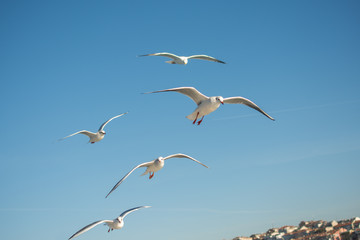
0,208,121,212
254,142,360,166
0,207,276,215
212,99,360,121
155,207,278,215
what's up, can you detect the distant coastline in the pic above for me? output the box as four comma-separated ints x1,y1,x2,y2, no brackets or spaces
233,217,360,240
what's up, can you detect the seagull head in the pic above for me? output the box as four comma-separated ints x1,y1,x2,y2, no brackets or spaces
216,96,224,105
156,157,164,162
117,217,122,223
99,130,106,135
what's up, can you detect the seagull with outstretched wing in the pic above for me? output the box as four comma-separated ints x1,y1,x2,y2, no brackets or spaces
68,206,150,239
145,87,274,125
139,52,225,65
59,113,128,143
105,153,208,198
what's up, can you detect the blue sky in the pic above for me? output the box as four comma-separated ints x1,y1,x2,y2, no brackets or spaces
1,0,360,239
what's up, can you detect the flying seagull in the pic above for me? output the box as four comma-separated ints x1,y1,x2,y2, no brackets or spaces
105,153,208,198
139,52,225,65
59,113,128,144
68,206,150,239
145,87,274,125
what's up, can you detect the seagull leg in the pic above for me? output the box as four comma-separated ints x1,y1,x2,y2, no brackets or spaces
149,172,154,179
91,142,95,144
108,229,110,233
192,112,199,124
197,116,204,125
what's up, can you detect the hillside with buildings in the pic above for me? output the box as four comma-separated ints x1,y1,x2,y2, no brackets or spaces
233,217,360,240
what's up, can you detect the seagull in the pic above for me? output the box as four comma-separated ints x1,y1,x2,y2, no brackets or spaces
68,206,150,239
60,113,128,144
145,87,274,125
139,52,225,65
105,153,208,198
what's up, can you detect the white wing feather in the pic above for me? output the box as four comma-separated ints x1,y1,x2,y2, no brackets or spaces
59,130,95,141
145,87,208,105
163,153,209,168
223,97,274,120
139,52,181,61
120,206,151,219
69,220,112,239
98,112,128,131
105,161,153,198
187,55,225,64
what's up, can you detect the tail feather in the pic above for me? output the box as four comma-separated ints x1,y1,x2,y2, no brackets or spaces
186,112,198,121
140,170,149,176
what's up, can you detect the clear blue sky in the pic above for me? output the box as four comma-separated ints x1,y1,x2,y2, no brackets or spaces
1,1,360,240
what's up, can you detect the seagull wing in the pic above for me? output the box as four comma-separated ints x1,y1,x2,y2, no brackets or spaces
105,161,153,198
59,130,95,141
138,52,181,61
163,153,209,168
145,87,208,105
69,220,112,239
187,55,226,64
120,206,151,219
98,112,128,132
223,97,274,120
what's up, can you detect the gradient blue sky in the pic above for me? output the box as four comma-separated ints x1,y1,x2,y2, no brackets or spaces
1,1,360,240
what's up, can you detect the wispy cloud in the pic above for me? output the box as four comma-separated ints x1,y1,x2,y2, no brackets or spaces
0,208,113,212
254,140,360,166
0,207,276,215
212,99,360,121
154,207,278,215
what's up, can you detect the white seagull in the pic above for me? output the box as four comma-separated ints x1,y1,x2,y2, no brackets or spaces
105,153,208,198
139,52,225,65
60,113,128,144
145,87,274,125
68,206,150,239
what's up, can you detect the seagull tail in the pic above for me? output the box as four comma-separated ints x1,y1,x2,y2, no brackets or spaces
186,112,198,121
140,169,149,176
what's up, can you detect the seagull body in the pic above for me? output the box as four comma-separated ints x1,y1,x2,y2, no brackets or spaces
60,113,128,143
68,206,150,239
139,52,225,65
145,87,274,125
105,153,208,198
186,96,222,122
